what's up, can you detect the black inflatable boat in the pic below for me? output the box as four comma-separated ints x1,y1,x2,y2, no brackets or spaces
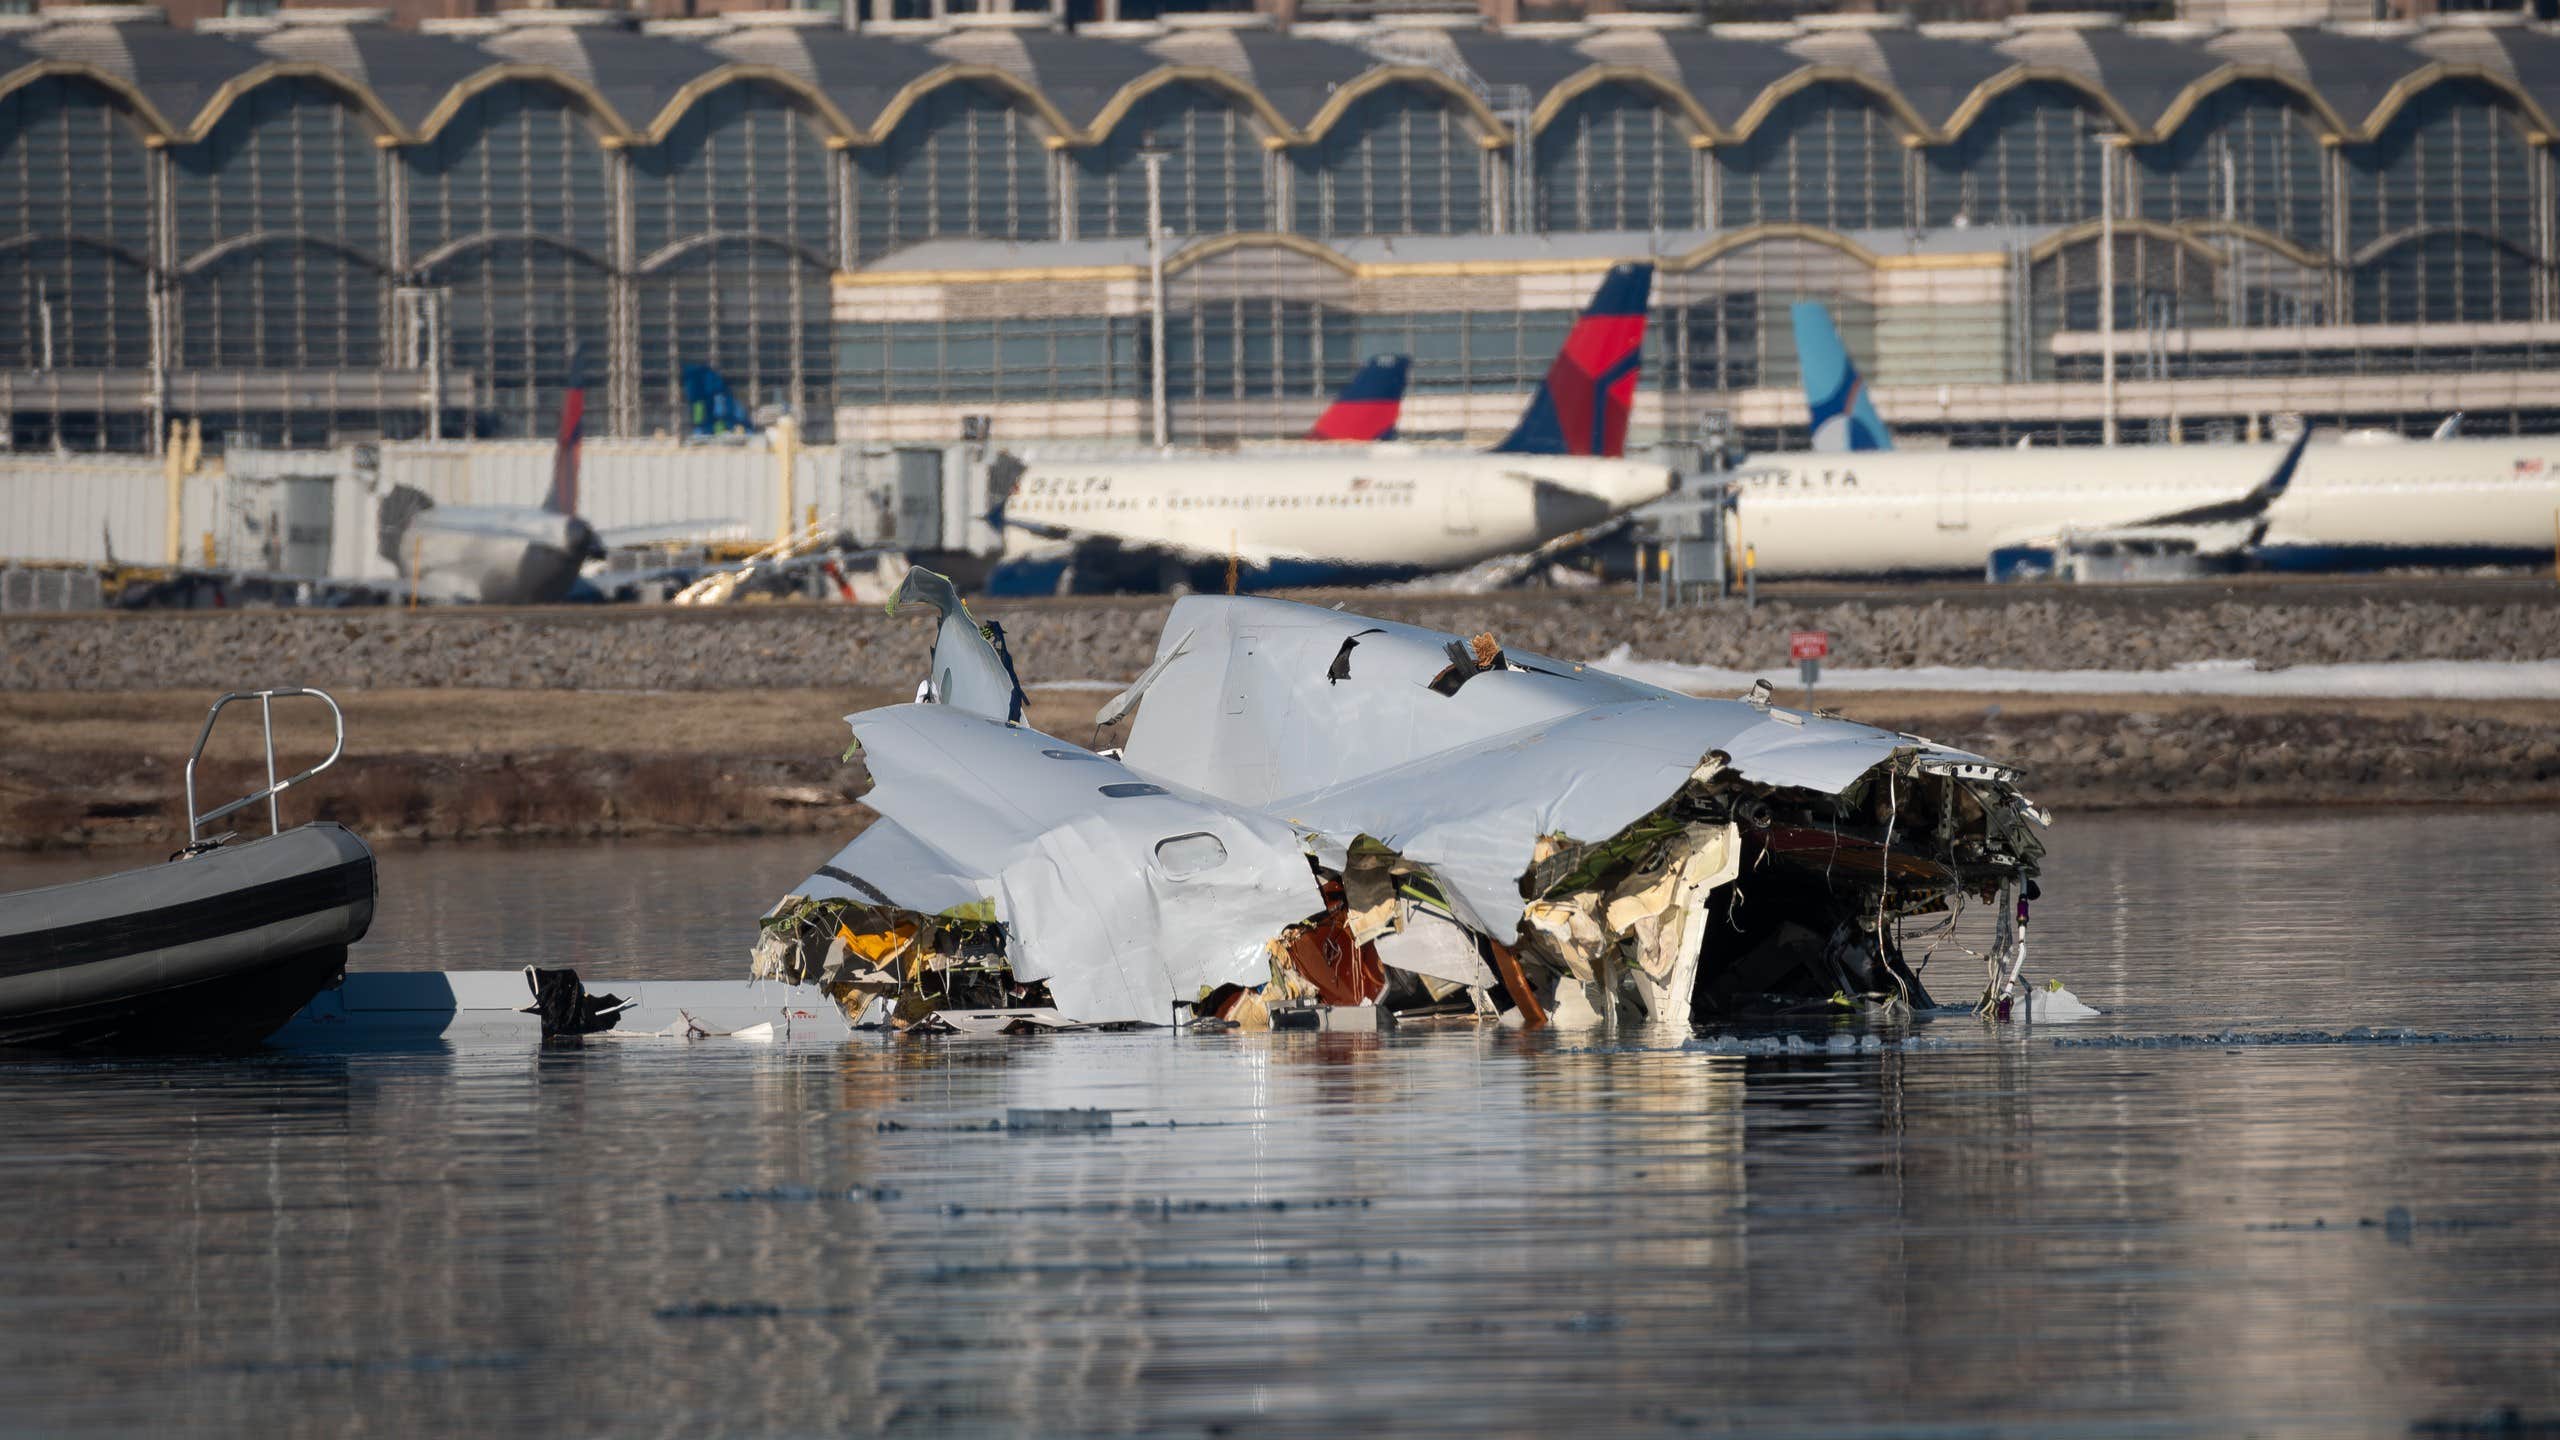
0,688,376,1051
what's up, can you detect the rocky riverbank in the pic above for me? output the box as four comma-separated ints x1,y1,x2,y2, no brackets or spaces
7,580,2560,694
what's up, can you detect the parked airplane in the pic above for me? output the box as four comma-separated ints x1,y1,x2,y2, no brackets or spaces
1306,355,1411,442
377,375,604,604
990,264,1673,593
1726,304,2560,578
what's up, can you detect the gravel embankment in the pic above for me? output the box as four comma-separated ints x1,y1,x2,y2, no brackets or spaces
8,585,2560,692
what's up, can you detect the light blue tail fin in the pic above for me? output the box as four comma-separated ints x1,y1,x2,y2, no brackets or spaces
1790,301,1891,453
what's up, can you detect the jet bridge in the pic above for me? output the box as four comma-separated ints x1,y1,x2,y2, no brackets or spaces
837,436,1011,585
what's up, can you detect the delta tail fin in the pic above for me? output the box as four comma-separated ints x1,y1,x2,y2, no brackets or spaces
1307,354,1410,442
1791,301,1891,453
543,347,587,516
1493,262,1652,458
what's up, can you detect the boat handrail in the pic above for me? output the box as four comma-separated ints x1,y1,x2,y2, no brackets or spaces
184,687,347,846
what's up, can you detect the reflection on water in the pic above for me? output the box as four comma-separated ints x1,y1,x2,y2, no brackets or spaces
3,812,2559,1435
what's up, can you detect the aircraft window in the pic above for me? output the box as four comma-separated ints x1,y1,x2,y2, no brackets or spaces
1154,832,1228,879
1099,782,1170,798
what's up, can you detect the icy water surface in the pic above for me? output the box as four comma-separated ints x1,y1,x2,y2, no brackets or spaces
3,811,2559,1437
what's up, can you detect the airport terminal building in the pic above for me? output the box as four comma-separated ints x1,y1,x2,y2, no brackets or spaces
7,0,2560,454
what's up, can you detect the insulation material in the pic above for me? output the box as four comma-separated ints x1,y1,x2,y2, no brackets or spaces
1370,904,1497,994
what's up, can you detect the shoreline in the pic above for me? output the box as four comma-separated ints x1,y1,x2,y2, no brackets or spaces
7,686,2558,854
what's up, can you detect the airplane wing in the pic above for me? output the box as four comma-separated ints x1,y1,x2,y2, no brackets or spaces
1985,425,2319,572
593,519,752,548
1460,510,1642,591
652,545,906,607
2113,424,2313,535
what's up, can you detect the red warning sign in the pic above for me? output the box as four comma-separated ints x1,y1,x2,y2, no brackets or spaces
1788,631,1830,662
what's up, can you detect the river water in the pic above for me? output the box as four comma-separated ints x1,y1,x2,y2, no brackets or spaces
3,811,2557,1436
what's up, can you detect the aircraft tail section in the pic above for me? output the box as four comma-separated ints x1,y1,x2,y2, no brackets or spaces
684,364,751,437
1791,301,1892,453
543,354,587,516
1493,262,1652,458
376,484,436,567
1307,355,1410,442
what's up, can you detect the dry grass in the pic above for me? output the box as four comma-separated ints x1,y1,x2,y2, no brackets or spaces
10,684,2560,853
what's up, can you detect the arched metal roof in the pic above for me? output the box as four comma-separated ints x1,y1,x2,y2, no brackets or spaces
1563,28,1805,136
470,20,739,137
926,26,1158,135
1142,29,1378,131
698,26,949,138
1992,24,2223,134
3,12,2558,151
1437,29,1595,99
245,23,496,133
2404,19,2560,132
2205,25,2425,129
1786,24,2014,132
10,16,271,133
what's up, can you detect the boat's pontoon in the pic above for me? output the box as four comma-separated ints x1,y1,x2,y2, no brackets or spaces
0,688,376,1050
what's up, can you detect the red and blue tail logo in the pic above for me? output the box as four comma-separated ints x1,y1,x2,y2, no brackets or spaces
1307,354,1410,442
543,350,586,517
1493,262,1652,458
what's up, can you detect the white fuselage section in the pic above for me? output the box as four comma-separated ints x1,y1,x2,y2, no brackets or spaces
999,445,1676,573
402,505,596,604
1729,438,2560,576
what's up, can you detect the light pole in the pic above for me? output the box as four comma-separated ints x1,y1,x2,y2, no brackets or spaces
2097,130,2119,447
1140,147,1172,450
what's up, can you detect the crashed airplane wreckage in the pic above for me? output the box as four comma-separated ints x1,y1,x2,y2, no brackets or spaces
755,572,2049,1033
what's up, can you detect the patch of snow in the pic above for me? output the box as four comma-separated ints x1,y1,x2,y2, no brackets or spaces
1591,648,2560,701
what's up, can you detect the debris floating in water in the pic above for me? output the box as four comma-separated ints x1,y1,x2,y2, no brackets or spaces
2249,1209,2510,1236
2052,1028,2526,1049
2029,980,2101,1021
1006,1108,1112,1134
756,570,2051,1034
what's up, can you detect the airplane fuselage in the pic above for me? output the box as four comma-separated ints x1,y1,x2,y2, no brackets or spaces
1729,438,2560,577
996,446,1676,586
401,506,599,605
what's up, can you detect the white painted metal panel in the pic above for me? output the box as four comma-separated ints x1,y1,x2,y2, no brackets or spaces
0,456,166,564
377,440,788,542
